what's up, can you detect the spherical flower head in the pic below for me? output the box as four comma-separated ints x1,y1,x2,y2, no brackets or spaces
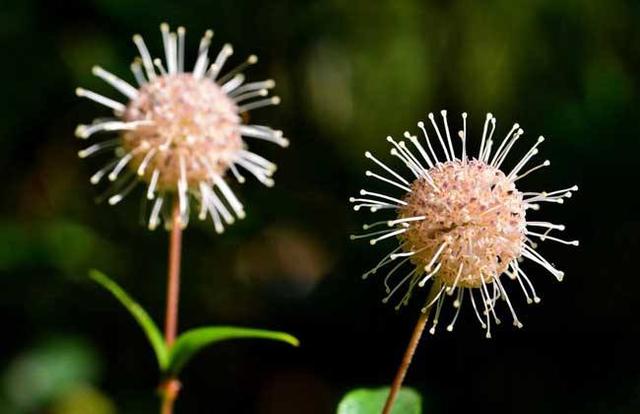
351,112,578,337
122,73,243,190
399,160,526,288
76,24,289,232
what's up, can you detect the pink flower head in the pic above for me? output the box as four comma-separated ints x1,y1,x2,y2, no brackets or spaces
76,24,288,232
351,111,578,337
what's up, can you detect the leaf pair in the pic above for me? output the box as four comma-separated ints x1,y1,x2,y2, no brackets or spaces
89,270,299,377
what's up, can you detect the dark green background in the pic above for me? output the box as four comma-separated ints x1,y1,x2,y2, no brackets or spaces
1,0,639,413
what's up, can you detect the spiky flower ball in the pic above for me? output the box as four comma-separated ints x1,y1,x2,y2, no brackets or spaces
350,112,578,337
76,24,288,232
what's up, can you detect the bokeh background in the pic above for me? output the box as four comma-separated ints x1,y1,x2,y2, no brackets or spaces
2,0,639,413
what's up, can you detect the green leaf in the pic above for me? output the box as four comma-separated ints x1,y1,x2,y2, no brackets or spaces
89,269,168,370
167,326,299,375
337,387,422,414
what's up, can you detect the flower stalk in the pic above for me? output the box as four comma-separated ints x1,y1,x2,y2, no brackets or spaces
160,201,183,413
382,283,440,414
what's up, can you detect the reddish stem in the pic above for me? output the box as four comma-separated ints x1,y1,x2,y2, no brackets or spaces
159,202,183,413
165,202,182,346
382,283,440,414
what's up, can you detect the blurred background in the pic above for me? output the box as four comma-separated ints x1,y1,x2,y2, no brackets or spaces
1,0,639,412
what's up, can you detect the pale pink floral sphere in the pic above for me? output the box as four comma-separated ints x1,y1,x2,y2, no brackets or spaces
351,112,578,337
122,73,243,190
75,24,288,232
399,160,526,289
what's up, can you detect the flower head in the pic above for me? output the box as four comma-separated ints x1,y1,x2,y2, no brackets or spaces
350,111,578,337
76,24,288,232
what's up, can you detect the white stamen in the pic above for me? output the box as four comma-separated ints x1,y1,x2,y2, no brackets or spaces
418,262,442,287
233,88,268,103
478,113,493,160
239,125,289,147
208,43,233,80
526,231,579,246
130,59,147,86
153,58,168,75
210,174,245,219
108,179,137,205
146,169,160,200
91,66,138,99
513,160,551,181
229,79,276,96
177,27,186,72
77,139,119,158
365,151,410,186
461,112,468,162
370,228,407,245
417,121,440,164
132,34,156,80
446,289,464,331
75,88,126,113
469,288,487,328
441,110,456,160
108,152,134,181
148,196,163,230
238,96,280,112
387,216,426,226
428,112,451,162
425,242,447,272
365,170,411,192
193,29,214,78
490,123,519,166
137,148,157,176
360,189,407,206
90,159,118,185
221,73,246,93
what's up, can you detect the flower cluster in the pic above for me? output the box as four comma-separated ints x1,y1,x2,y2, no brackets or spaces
351,112,578,337
76,23,288,232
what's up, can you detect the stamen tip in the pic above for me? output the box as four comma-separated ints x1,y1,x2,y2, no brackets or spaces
74,125,88,138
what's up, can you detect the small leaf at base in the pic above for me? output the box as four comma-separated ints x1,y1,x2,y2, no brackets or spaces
337,387,422,414
167,326,299,375
89,269,168,370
